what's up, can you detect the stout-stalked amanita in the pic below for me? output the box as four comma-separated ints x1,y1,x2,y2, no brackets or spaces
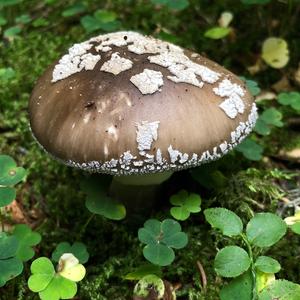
29,31,257,208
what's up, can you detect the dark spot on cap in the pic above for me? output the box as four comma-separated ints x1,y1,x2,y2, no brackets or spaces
124,35,128,40
85,101,95,109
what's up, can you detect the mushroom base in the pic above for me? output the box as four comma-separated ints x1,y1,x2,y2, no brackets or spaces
109,171,173,225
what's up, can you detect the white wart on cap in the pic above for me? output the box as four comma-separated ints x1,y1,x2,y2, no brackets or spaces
29,31,258,175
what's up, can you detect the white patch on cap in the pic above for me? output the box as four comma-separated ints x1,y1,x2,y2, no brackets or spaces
130,69,163,95
100,52,133,75
213,79,245,119
52,42,100,82
136,121,160,151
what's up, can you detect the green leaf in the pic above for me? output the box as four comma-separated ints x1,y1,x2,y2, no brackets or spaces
0,67,16,81
246,213,287,247
169,190,201,220
236,139,263,161
32,17,49,27
255,256,281,273
12,224,41,262
0,234,19,259
143,244,175,266
258,280,300,300
62,3,86,17
204,27,231,39
260,108,283,127
4,26,21,38
0,16,7,26
278,92,300,111
0,0,23,7
15,14,31,24
39,275,77,300
81,176,126,220
124,264,162,280
134,275,165,298
290,222,300,235
256,270,275,292
241,0,271,4
220,270,253,300
240,77,261,96
214,246,251,278
0,257,23,287
254,118,271,136
138,218,187,266
204,208,243,237
52,242,89,264
0,155,26,186
94,10,117,22
0,186,16,207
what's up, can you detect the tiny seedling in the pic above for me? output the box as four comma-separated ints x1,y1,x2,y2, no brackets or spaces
204,208,300,299
138,219,188,266
169,190,201,221
28,253,86,300
80,176,126,220
52,241,89,264
0,233,23,287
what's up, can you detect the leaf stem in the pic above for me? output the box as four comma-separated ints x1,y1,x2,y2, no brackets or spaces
241,233,257,300
77,213,95,239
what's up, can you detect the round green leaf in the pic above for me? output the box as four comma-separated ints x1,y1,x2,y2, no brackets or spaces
143,244,175,266
260,108,283,127
162,231,188,249
236,139,263,161
13,224,41,262
161,219,181,237
0,186,16,207
255,256,281,273
30,257,55,275
220,270,253,300
258,280,300,300
278,92,300,111
170,206,190,221
204,208,243,237
0,155,26,186
0,234,19,259
291,222,300,235
0,257,23,287
62,3,86,17
214,246,251,278
246,213,287,247
51,242,89,264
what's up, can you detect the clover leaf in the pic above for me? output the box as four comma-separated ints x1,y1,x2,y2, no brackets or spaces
278,92,300,111
255,256,281,274
0,233,23,287
254,108,283,136
240,77,261,96
204,207,243,237
81,176,126,220
170,190,201,221
12,224,41,262
204,27,231,39
52,242,89,264
138,219,188,266
28,254,86,300
236,138,263,161
246,213,287,248
0,155,26,207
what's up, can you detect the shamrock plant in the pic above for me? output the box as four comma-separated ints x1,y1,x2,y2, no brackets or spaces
0,154,26,207
278,92,300,112
169,190,201,221
80,176,126,220
28,253,86,300
0,233,23,287
138,219,188,266
204,208,300,300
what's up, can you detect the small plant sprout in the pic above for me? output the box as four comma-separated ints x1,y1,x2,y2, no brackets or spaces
169,190,201,221
28,253,86,300
203,208,300,299
138,219,188,266
29,31,257,213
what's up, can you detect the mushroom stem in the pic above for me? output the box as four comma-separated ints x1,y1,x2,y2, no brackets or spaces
109,171,173,224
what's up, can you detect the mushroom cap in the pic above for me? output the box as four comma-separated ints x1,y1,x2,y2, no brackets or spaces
29,31,257,175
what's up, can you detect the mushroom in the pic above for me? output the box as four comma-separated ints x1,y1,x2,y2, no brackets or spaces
29,31,257,210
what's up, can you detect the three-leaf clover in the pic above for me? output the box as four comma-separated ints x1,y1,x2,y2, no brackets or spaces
169,190,201,221
236,138,263,161
138,219,188,266
80,176,126,220
28,254,86,300
12,224,41,262
254,108,283,136
0,233,23,287
278,92,300,111
52,242,89,264
0,155,26,207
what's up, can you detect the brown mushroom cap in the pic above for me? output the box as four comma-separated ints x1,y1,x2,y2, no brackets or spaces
29,31,257,175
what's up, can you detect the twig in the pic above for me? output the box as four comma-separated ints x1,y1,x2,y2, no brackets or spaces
196,260,207,294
